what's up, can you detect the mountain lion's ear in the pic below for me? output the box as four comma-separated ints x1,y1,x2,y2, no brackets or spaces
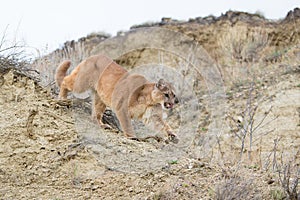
156,79,166,90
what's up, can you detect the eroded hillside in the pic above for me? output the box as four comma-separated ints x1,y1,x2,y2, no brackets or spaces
1,8,300,199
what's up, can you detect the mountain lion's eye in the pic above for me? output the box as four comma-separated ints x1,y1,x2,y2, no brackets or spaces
164,93,169,98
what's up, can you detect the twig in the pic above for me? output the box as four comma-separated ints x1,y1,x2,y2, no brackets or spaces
131,135,164,143
43,111,74,124
251,106,273,134
50,99,72,107
272,137,281,171
252,128,275,144
26,108,38,139
0,45,25,53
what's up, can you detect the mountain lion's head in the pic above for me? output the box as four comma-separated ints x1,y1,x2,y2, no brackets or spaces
152,79,179,109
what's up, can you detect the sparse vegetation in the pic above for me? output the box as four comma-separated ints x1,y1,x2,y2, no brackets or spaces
218,26,268,63
215,176,261,200
270,188,286,200
0,26,26,70
1,9,300,199
278,162,299,200
227,81,278,164
0,26,39,81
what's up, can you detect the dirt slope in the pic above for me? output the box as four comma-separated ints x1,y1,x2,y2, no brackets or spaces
0,70,226,199
1,8,300,200
1,65,299,199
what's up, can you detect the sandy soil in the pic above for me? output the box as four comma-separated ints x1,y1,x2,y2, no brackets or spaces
0,63,299,199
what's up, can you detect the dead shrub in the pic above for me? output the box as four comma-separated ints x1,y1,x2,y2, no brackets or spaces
278,162,299,200
0,26,39,81
215,176,262,200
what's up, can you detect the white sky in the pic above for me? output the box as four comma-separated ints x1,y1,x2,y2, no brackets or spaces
1,0,299,54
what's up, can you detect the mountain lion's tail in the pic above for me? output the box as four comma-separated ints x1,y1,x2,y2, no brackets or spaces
55,60,71,87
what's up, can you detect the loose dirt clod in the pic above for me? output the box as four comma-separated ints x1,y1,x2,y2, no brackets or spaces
25,107,38,139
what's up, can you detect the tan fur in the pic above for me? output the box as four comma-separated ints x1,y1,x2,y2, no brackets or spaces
56,54,178,141
55,60,71,87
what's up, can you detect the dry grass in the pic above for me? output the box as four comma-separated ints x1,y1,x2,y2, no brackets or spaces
216,26,270,86
0,26,40,82
215,176,262,200
278,161,300,200
218,26,268,63
0,26,26,70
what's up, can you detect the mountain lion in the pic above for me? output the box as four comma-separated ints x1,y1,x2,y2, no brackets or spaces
55,54,179,142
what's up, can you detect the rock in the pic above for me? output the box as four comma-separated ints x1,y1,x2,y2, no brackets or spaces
284,7,300,21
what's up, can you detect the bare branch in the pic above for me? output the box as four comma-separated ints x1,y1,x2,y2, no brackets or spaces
251,106,274,133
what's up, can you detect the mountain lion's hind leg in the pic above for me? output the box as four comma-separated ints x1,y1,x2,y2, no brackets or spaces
59,82,69,99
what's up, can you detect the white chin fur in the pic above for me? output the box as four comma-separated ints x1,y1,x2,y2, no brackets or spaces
161,102,168,110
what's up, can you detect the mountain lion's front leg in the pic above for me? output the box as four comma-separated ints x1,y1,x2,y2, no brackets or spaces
143,104,178,143
115,109,136,138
